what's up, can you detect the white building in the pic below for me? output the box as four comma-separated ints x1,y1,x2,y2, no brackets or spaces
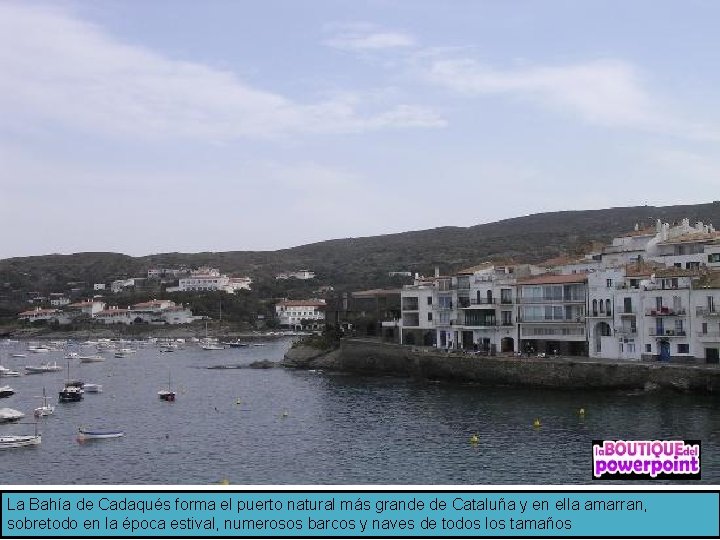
17,308,71,324
94,300,194,325
93,283,106,291
174,267,252,293
276,270,315,280
49,293,70,307
66,300,106,318
110,278,136,293
275,299,325,330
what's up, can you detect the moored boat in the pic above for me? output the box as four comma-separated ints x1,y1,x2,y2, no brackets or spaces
0,365,21,377
0,408,25,423
78,355,104,363
78,428,124,439
83,383,103,393
25,362,63,374
58,363,84,403
34,388,54,417
158,371,176,402
0,385,16,398
0,435,41,448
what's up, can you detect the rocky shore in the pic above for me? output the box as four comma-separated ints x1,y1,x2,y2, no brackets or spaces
284,338,720,394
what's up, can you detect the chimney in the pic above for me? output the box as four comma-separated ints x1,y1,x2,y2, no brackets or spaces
434,266,440,278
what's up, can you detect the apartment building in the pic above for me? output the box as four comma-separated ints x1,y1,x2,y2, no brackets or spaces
275,299,325,331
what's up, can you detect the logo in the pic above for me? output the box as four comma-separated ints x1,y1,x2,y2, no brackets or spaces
592,440,701,480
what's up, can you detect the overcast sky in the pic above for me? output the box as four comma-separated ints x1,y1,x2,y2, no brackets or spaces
2,1,719,259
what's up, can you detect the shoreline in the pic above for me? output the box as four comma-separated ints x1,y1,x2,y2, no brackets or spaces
284,339,720,394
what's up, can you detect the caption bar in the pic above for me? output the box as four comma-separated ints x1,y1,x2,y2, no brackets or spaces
2,491,718,537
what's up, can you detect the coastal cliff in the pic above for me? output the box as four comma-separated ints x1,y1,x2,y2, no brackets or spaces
284,339,720,394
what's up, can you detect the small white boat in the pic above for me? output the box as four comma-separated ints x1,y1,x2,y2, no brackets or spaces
0,385,16,398
78,428,124,439
10,354,26,358
65,352,79,359
201,343,225,351
25,362,63,374
0,408,25,423
113,349,135,358
0,366,21,377
34,388,54,417
0,435,41,448
78,355,104,363
28,345,51,353
83,383,102,393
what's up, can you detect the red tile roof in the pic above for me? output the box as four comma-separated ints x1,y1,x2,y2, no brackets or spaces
516,273,588,285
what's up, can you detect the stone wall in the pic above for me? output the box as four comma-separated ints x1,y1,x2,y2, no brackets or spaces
295,339,720,394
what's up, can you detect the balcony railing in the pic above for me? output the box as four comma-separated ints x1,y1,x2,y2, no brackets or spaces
587,311,612,317
619,309,636,316
697,331,720,341
648,329,687,337
518,316,585,323
644,308,686,317
469,297,498,305
696,307,720,317
518,297,585,304
615,329,638,337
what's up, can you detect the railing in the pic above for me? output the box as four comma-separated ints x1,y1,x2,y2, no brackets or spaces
696,307,720,317
644,308,686,317
615,329,638,337
587,311,612,317
648,329,687,337
697,331,720,339
517,297,585,304
469,297,497,305
518,316,585,323
619,309,636,315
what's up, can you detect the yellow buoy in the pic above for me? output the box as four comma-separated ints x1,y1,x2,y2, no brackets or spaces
578,408,585,416
219,479,230,485
533,418,542,428
469,434,479,444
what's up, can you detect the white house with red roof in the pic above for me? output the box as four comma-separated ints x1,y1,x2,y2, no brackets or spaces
66,300,106,317
17,307,71,324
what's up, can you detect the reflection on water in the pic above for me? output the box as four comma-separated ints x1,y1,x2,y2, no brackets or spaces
1,339,718,484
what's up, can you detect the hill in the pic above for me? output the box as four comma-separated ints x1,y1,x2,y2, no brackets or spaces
2,202,720,298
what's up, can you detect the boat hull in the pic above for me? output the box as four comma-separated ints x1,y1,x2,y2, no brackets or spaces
78,429,124,439
0,435,41,448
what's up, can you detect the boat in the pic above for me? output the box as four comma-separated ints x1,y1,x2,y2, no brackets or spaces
58,363,84,403
34,388,54,417
0,385,16,398
158,371,176,402
10,354,26,358
0,408,25,423
0,365,21,377
0,434,41,448
78,427,124,439
25,362,63,374
78,355,104,363
201,343,225,351
64,352,79,359
83,383,102,393
227,341,249,348
27,345,51,353
113,349,135,358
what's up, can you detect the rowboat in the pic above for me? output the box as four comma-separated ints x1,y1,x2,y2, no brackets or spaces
78,428,124,439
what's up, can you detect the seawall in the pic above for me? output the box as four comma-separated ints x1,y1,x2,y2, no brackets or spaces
286,339,720,394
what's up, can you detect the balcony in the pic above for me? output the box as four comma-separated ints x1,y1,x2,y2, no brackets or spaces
518,297,585,304
648,329,687,337
645,308,686,317
587,311,612,318
697,331,720,342
615,329,638,337
696,307,720,317
518,316,585,323
619,309,636,316
469,297,498,306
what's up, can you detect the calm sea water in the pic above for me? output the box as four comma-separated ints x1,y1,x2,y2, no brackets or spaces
1,339,718,485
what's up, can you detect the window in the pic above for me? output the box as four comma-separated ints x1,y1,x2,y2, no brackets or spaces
427,296,433,306
677,343,689,354
606,278,613,287
646,344,652,353
427,312,433,322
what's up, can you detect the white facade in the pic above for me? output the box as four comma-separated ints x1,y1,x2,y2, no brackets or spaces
276,270,315,280
93,283,106,291
175,267,251,293
49,296,70,307
18,308,71,324
110,278,136,293
275,299,325,330
66,300,106,317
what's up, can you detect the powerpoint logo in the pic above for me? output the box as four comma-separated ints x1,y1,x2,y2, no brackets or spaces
592,440,701,480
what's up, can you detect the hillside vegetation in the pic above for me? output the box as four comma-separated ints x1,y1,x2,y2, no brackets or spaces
2,202,720,299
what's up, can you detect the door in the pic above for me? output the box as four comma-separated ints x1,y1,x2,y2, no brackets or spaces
659,341,671,361
706,348,720,364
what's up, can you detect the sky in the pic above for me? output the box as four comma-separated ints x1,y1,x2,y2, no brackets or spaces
2,1,720,259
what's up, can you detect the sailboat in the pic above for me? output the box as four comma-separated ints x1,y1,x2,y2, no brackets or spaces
34,388,54,417
0,422,41,448
58,362,83,403
158,371,176,402
200,315,224,350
